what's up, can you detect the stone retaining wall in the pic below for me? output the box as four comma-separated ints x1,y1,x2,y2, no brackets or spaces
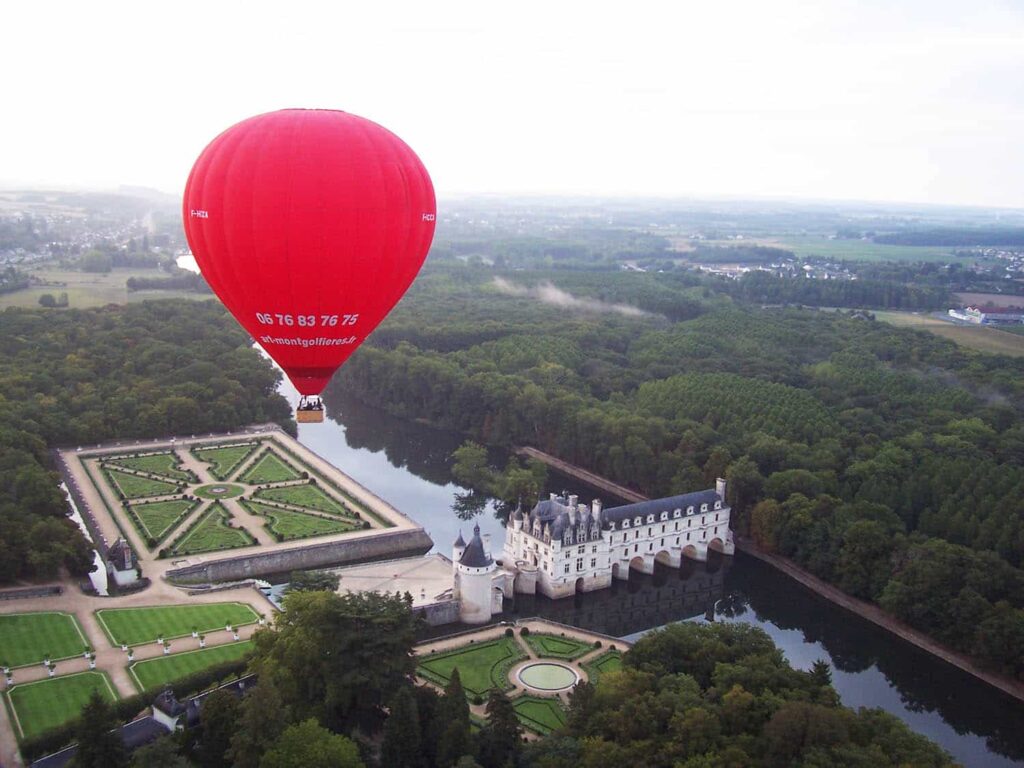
414,599,461,627
0,585,63,601
165,528,434,584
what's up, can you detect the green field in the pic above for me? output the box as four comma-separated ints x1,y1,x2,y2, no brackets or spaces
96,602,259,646
524,633,593,660
168,503,255,555
582,650,623,682
239,451,301,484
874,312,1024,357
5,671,117,739
108,452,194,482
0,267,210,310
774,236,962,263
512,694,567,735
417,637,526,696
254,482,350,517
104,467,179,499
193,443,259,480
129,499,196,544
244,500,356,540
129,640,254,691
0,613,88,668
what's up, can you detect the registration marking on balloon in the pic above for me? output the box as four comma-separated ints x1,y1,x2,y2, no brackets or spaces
254,313,358,328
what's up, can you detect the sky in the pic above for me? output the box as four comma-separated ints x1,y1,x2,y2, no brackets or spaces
2,0,1023,208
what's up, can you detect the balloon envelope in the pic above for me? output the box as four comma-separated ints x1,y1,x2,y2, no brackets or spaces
183,109,436,395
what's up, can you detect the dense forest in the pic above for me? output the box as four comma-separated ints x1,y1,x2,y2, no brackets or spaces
60,592,953,768
0,300,291,583
875,228,1024,247
330,265,1024,678
726,271,951,309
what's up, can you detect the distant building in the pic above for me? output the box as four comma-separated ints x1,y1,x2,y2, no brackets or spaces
106,538,138,587
451,524,506,624
950,305,1024,325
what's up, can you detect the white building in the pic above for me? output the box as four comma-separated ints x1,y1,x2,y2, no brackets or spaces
451,523,506,624
500,479,734,600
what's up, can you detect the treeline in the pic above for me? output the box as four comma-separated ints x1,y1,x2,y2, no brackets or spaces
875,228,1024,246
331,267,1024,676
0,265,31,294
726,271,951,309
126,270,211,293
686,243,795,264
0,300,292,583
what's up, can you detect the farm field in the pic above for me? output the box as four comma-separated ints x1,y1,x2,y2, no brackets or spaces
129,499,196,543
0,267,208,309
512,694,567,735
0,613,88,668
168,504,255,555
192,443,259,480
239,451,301,483
104,467,178,498
109,452,193,482
244,501,356,540
524,633,593,660
954,292,1024,307
417,637,526,697
581,650,623,682
96,602,259,646
874,311,1024,357
773,237,961,262
254,482,350,516
129,640,254,691
5,671,117,739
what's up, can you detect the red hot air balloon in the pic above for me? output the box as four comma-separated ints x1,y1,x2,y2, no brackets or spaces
183,109,436,422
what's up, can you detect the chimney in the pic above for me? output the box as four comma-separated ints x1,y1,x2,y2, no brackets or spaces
592,498,603,518
483,534,492,556
549,492,557,501
568,494,578,508
716,477,727,501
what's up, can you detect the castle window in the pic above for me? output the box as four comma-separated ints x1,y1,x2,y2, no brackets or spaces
701,517,706,525
578,546,585,555
661,524,666,533
701,503,708,512
622,520,629,528
673,508,681,518
687,506,694,515
576,558,584,571
623,548,628,557
687,532,691,541
609,522,616,531
592,545,598,553
660,512,668,521
646,514,654,524
715,513,719,522
714,501,722,510
564,563,570,574
634,531,639,540
634,517,642,526
647,528,652,537
676,537,680,544
590,558,597,568
674,522,679,531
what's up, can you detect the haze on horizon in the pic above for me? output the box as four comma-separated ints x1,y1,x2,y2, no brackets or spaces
2,0,1023,209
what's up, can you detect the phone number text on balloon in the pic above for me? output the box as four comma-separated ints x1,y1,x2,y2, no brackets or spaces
254,313,359,328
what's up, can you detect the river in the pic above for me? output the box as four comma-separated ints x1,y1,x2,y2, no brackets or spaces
271,372,1024,767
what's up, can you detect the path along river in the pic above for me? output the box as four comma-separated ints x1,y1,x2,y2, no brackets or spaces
277,376,1024,767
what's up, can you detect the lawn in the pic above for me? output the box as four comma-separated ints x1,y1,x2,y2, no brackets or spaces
192,443,259,481
416,637,527,697
772,237,962,263
129,640,254,691
512,695,567,735
5,671,117,740
95,602,259,646
0,612,89,668
582,650,623,683
254,482,351,517
523,633,594,660
874,311,1024,357
108,452,194,482
239,451,301,484
243,500,356,540
104,467,179,499
167,504,255,556
129,499,197,544
0,267,209,310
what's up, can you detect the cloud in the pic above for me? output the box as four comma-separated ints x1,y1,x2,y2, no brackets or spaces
491,277,652,318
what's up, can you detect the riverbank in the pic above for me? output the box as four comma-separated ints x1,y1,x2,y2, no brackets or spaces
735,537,1024,704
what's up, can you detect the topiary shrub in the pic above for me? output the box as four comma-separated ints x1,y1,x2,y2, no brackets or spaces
505,627,514,637
520,627,530,636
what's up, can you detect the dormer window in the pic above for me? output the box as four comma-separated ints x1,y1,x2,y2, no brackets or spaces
646,514,654,524
634,517,642,526
660,512,668,521
687,506,694,515
714,501,722,510
622,519,629,529
609,522,616,531
673,509,681,518
700,503,708,512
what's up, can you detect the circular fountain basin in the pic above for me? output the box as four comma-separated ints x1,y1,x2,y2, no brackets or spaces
517,662,579,692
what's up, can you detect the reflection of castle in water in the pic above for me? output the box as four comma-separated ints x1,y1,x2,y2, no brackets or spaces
507,555,730,639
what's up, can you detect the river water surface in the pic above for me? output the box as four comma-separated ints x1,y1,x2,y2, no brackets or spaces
279,378,1023,767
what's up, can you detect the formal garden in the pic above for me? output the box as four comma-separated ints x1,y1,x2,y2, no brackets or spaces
128,639,254,691
95,602,260,646
4,671,118,740
0,612,89,669
86,437,384,557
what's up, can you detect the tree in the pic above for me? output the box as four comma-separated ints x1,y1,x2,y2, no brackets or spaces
452,442,493,489
479,689,521,768
196,689,240,768
71,689,127,768
750,499,782,552
38,293,57,307
130,737,190,768
436,668,472,767
285,569,340,594
835,520,898,600
230,680,291,768
380,686,423,768
811,659,833,688
724,456,763,530
259,718,363,768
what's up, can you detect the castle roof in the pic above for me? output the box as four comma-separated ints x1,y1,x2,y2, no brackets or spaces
603,489,722,523
459,524,492,568
107,538,133,570
454,530,466,548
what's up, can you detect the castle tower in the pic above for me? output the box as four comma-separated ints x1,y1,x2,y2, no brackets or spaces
455,523,496,624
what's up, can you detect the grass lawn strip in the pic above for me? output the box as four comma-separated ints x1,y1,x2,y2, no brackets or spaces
129,498,197,544
107,452,194,482
416,637,526,697
168,502,255,556
95,603,259,646
242,500,356,541
512,694,567,735
0,612,89,668
254,482,351,517
129,640,254,692
5,671,117,740
239,450,302,484
524,633,594,660
103,467,178,499
581,650,622,683
192,443,259,481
